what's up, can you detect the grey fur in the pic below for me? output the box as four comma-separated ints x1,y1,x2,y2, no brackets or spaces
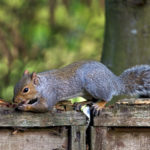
119,65,150,96
14,61,150,110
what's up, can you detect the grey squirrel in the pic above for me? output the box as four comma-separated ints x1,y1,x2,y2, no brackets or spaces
13,60,150,113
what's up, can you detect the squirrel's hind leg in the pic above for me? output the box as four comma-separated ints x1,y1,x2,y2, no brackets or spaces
91,100,107,116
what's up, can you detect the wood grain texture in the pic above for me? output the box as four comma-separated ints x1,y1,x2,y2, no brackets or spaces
94,99,150,127
0,128,68,150
0,107,86,127
71,126,86,150
91,127,150,150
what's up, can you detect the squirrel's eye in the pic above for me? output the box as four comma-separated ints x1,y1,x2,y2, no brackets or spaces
23,88,29,93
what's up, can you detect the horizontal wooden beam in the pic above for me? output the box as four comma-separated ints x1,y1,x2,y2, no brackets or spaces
94,98,150,127
1,98,150,127
0,107,87,127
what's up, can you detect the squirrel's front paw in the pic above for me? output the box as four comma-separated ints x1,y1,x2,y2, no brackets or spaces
17,104,32,111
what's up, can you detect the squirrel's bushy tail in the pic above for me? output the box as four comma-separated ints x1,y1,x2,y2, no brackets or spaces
119,65,150,97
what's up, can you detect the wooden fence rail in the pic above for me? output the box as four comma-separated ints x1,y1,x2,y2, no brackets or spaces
92,99,150,150
0,98,150,150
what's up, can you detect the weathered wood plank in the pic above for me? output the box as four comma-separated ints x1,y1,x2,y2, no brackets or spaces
94,99,150,127
94,105,150,127
71,126,87,150
91,127,106,150
91,127,150,150
0,128,68,150
0,107,86,127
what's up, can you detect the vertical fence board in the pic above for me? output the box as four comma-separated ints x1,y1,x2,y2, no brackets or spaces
71,126,87,150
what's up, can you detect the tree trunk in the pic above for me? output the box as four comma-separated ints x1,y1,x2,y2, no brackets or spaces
101,0,150,75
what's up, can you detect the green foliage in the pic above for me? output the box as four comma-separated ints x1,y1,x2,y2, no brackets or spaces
70,97,86,104
0,0,105,101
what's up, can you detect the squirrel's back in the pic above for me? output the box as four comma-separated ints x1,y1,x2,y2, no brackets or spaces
36,61,121,102
76,61,122,101
35,62,150,100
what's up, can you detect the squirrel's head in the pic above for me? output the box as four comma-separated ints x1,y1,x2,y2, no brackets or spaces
13,70,40,104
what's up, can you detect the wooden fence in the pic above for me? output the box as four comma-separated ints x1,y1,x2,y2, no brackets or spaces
0,98,150,150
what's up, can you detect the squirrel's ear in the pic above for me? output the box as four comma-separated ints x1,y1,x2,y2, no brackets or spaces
31,72,39,85
24,70,29,75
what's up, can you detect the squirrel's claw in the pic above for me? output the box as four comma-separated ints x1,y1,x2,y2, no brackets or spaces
91,101,107,116
91,105,101,116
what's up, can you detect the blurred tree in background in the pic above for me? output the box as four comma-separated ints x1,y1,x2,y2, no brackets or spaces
102,0,150,75
101,0,150,104
0,0,105,100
